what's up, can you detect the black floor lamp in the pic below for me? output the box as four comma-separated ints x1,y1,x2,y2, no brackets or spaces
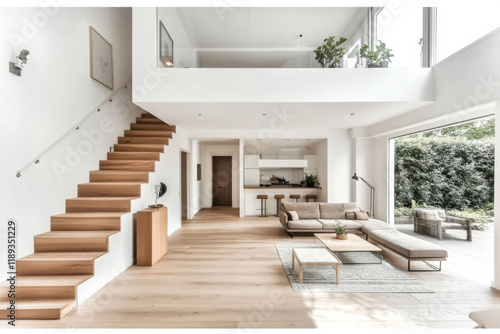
351,173,375,218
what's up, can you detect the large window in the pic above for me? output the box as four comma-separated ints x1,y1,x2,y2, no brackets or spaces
375,3,423,67
436,1,500,63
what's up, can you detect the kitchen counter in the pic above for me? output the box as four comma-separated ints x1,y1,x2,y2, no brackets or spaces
244,186,322,216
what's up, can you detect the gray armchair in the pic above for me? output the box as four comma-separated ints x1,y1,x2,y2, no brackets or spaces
413,209,472,241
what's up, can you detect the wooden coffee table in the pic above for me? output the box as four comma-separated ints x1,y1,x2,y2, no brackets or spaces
292,248,341,284
314,233,382,264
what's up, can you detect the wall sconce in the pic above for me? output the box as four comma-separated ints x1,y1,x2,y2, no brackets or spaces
9,49,30,76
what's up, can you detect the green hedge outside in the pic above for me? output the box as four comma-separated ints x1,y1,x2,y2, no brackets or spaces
394,136,494,210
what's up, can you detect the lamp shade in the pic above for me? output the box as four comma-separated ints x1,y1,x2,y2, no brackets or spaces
351,173,359,181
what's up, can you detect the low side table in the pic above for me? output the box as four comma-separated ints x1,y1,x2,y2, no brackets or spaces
292,248,341,284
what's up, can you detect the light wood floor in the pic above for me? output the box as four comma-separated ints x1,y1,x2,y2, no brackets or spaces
7,207,500,329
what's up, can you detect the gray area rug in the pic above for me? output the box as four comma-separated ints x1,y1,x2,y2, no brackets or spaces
276,243,433,293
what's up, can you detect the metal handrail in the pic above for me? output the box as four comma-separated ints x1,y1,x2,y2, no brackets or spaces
16,81,132,178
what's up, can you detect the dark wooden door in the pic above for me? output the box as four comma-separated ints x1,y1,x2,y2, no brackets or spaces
212,156,232,206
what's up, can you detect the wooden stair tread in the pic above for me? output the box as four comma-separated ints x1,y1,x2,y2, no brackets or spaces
18,252,106,261
136,117,165,124
89,170,150,183
0,298,76,319
130,123,176,132
78,182,143,186
107,151,161,161
0,275,92,287
52,212,127,218
99,160,156,172
37,231,119,237
113,144,165,153
141,113,159,119
0,298,75,307
124,130,173,138
67,196,139,201
117,137,170,145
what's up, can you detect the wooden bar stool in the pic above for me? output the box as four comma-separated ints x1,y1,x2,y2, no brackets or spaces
274,194,285,217
306,194,318,202
257,195,268,217
290,194,301,202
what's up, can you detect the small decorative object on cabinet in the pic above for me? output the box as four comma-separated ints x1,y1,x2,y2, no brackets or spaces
136,206,168,266
150,182,167,208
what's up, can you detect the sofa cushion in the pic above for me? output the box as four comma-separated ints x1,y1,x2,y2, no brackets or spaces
345,212,356,219
369,230,448,259
287,210,299,221
282,202,320,219
288,219,323,230
359,220,396,235
417,209,442,221
319,203,344,219
319,219,362,230
344,203,361,213
354,211,369,220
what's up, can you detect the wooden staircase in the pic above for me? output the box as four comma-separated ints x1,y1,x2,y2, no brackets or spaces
0,113,175,320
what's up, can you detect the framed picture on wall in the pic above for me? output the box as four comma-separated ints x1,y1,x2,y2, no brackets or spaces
197,164,201,181
159,21,174,67
89,26,114,90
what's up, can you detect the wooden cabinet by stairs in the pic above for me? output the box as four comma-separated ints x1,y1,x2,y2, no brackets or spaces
0,113,174,320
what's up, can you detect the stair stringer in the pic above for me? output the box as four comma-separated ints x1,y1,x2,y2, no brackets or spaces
75,166,161,304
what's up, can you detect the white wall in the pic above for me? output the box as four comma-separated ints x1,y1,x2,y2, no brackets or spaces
200,144,240,209
0,7,132,280
157,8,197,68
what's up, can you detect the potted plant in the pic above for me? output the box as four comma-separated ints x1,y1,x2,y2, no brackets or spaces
335,223,348,240
360,40,394,68
304,173,318,187
314,36,348,68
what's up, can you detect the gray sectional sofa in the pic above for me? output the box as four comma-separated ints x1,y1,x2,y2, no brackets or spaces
279,202,448,271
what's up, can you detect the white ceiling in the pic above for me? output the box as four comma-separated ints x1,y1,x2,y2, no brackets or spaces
140,101,432,131
176,7,366,68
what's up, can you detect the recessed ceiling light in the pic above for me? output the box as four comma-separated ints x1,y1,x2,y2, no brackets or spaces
273,60,278,63
350,113,355,116
198,113,202,116
262,113,267,116
234,59,238,63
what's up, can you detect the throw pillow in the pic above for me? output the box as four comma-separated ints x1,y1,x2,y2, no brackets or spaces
345,212,356,219
360,210,372,218
421,210,441,220
354,211,369,220
288,210,299,221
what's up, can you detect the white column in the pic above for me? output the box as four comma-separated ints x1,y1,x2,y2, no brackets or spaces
492,101,500,291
